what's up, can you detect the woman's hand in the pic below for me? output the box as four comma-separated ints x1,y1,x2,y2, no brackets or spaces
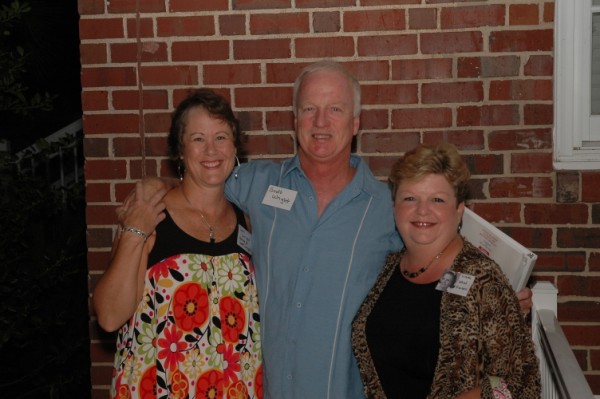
516,287,533,315
117,181,168,237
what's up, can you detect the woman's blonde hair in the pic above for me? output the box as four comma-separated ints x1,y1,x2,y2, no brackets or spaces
389,142,471,204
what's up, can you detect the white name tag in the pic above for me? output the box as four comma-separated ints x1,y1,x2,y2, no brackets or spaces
237,224,252,255
261,185,297,210
447,273,475,297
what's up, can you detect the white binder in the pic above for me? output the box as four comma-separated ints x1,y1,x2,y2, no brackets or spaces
461,207,537,291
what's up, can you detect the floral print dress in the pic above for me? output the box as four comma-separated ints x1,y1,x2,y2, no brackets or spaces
111,207,262,399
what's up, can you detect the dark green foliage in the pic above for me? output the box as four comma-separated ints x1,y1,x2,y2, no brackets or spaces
0,137,91,398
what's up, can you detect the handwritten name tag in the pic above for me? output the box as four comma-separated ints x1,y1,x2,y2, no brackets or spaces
237,224,252,255
447,273,475,297
261,185,297,211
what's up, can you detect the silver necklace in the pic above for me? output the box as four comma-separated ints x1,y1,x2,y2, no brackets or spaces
401,235,457,279
199,212,216,243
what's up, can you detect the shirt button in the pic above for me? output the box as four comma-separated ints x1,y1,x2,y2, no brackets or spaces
287,374,292,380
308,196,314,201
296,302,302,308
303,267,309,272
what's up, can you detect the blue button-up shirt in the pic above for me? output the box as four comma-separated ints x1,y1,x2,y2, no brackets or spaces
226,154,402,398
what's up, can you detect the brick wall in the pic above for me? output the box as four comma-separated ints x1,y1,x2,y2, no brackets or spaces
79,0,600,396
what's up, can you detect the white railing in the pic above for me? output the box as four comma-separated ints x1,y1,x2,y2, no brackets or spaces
531,281,595,399
13,119,83,191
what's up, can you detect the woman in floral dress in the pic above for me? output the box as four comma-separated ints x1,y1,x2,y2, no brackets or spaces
94,89,262,399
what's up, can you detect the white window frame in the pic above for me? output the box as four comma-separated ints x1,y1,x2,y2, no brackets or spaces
554,0,600,170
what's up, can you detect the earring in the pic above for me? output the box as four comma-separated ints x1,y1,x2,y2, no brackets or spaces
234,156,241,179
178,161,184,181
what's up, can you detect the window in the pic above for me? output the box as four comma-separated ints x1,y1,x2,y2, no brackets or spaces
554,0,600,169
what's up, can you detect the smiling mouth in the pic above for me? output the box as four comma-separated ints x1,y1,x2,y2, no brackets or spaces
202,160,222,168
412,222,435,227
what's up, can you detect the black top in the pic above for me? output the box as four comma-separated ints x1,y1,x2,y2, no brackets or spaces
365,266,443,398
148,204,249,267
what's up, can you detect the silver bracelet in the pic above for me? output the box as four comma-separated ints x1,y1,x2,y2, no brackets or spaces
121,226,148,242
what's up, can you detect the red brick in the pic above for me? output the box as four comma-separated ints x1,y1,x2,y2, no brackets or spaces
143,112,171,134
457,105,519,127
489,29,553,52
140,65,199,86
557,171,579,203
84,114,140,134
365,156,399,178
524,104,553,125
358,34,418,57
489,177,553,198
489,79,553,101
582,172,600,202
360,132,420,154
79,18,124,40
204,63,262,85
296,36,354,58
313,11,341,33
509,4,539,26
115,182,137,202
543,2,554,23
86,204,119,225
145,136,169,157
110,42,168,63
157,16,215,36
465,153,504,175
393,58,452,80
362,84,418,106
534,252,587,272
296,0,353,7
172,40,229,61
84,229,111,261
423,81,483,104
458,56,520,78
239,111,264,131
344,9,405,32
525,203,589,225
126,17,154,38
360,109,389,130
488,128,552,151
113,137,143,157
557,301,600,322
510,152,553,173
85,183,112,203
345,61,390,81
80,43,107,65
441,4,505,29
250,13,309,34
81,67,137,88
244,134,295,156
84,137,110,158
108,0,165,12
422,31,483,54
495,226,553,249
169,0,228,11
112,90,169,110
87,250,111,272
557,228,600,249
423,130,485,150
265,111,294,131
85,160,128,180
590,252,600,272
234,0,290,9
468,202,522,223
82,91,109,111
561,324,600,346
219,14,246,35
591,349,600,370
235,87,292,108
234,39,292,59
361,0,419,4
524,55,553,76
392,108,452,129
130,159,161,179
78,0,104,14
409,8,437,30
558,276,600,298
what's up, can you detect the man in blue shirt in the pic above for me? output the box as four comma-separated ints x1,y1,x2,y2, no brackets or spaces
224,60,402,397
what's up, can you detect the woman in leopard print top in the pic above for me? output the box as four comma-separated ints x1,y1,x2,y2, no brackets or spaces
351,143,540,398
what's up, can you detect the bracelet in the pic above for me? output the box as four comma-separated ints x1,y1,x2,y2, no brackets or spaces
121,226,148,242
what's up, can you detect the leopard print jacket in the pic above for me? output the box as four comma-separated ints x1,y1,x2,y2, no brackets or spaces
351,240,541,399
